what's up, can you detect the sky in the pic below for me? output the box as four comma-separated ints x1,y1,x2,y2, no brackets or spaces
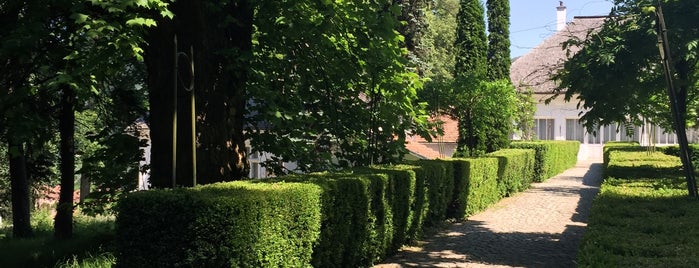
509,0,614,58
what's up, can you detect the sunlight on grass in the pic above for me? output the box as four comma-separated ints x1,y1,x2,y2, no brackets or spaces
0,208,115,268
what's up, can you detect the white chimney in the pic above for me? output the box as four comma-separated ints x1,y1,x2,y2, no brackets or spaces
557,1,567,31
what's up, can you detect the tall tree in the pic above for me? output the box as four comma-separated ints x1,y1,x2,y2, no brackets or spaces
247,0,429,173
419,0,459,114
452,0,488,156
397,0,428,73
552,0,699,195
486,0,511,81
146,0,252,187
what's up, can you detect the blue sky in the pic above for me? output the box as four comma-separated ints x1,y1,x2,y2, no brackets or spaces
510,0,614,58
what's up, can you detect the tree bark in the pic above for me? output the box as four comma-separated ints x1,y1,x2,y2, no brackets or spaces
54,84,75,239
145,0,252,187
7,138,32,238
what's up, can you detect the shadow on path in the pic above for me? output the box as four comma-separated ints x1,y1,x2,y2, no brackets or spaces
380,162,604,268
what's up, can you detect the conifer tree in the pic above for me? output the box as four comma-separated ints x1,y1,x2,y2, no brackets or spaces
453,0,488,156
486,0,511,80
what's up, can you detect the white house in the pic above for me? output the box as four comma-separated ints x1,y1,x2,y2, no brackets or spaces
510,3,690,146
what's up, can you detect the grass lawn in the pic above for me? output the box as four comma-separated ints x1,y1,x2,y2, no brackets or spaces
578,147,699,267
0,209,115,268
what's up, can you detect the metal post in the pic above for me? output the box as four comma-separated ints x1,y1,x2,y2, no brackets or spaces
188,45,196,186
172,35,178,188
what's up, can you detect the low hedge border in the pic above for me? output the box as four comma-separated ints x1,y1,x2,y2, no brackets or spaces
447,157,500,219
115,141,582,267
509,141,579,182
577,142,699,267
487,149,536,197
115,181,322,268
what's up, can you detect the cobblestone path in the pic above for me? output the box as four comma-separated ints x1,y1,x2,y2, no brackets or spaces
375,156,603,268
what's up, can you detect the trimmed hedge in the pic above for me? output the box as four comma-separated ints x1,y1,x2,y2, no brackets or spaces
271,173,392,267
415,160,455,226
360,165,422,252
115,181,322,267
509,141,579,182
487,149,536,197
447,157,500,219
578,143,699,267
115,141,582,267
661,144,699,168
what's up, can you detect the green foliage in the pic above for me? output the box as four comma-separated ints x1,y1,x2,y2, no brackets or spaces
263,172,393,267
509,141,580,182
453,79,517,157
486,0,511,80
415,160,454,225
578,144,699,267
661,144,699,169
419,0,458,113
553,0,699,132
248,0,430,173
0,144,9,221
453,0,487,79
448,157,499,219
360,165,420,252
0,212,115,268
605,146,682,179
487,148,536,197
514,88,537,140
115,182,322,267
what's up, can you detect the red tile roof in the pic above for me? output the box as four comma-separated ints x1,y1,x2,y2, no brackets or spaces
406,115,458,159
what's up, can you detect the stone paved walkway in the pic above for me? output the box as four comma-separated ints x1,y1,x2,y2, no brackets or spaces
376,152,603,268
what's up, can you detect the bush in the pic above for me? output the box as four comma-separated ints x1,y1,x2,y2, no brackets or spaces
578,143,699,267
509,141,579,182
487,149,536,197
606,149,681,179
661,144,699,169
415,160,454,226
447,157,499,219
360,165,422,251
268,172,392,267
115,181,322,267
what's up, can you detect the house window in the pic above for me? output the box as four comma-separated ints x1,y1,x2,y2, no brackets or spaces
534,118,555,140
565,119,585,142
603,123,619,142
619,124,640,142
655,126,677,144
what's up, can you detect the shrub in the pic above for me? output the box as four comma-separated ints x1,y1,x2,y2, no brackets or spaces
360,165,422,251
509,141,579,182
661,144,699,169
267,172,392,267
447,157,499,219
415,160,454,226
606,149,681,179
487,149,536,197
578,142,699,267
115,181,322,268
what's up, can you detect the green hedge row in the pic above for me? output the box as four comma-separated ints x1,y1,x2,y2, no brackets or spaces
510,141,579,182
447,158,499,219
115,141,576,267
115,182,322,267
487,149,536,197
578,143,699,267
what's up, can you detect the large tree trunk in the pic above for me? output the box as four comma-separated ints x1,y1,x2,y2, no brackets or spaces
7,138,32,238
54,84,75,239
145,0,251,187
194,0,252,182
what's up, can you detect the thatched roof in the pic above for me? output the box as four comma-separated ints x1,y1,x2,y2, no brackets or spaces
510,16,607,94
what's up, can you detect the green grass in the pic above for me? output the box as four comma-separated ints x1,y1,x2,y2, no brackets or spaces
578,145,699,267
0,208,115,268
